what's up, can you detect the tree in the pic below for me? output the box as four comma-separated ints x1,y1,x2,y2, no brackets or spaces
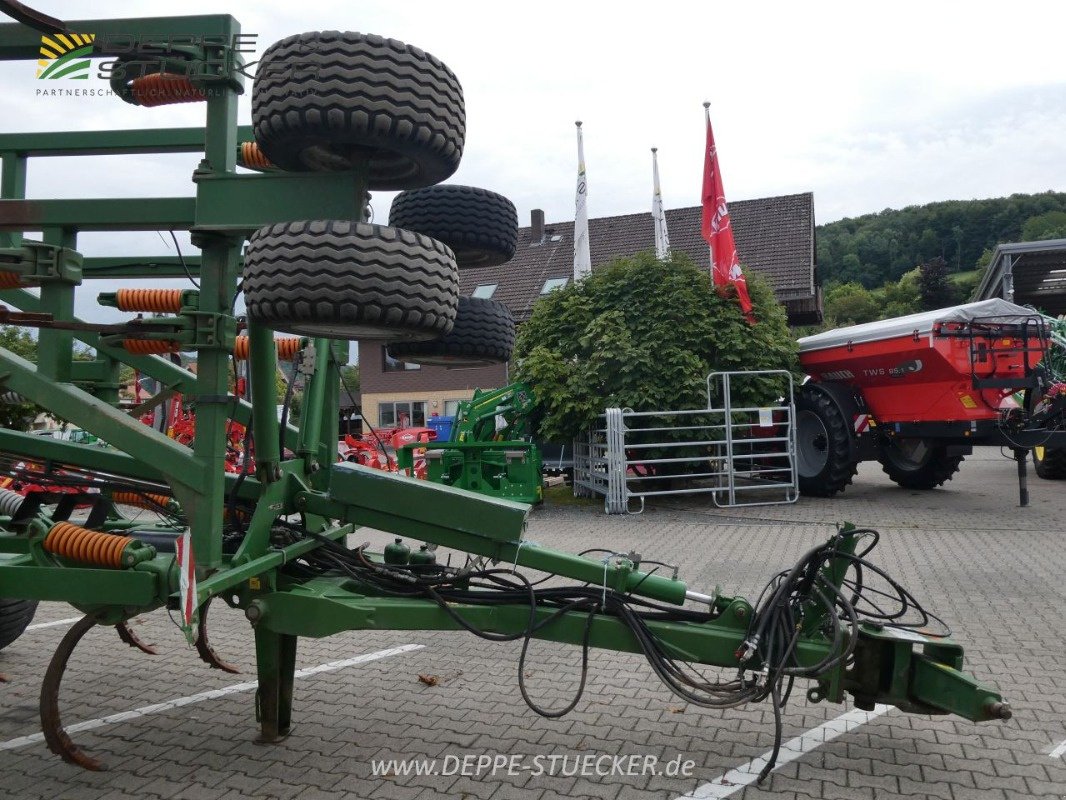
918,256,954,310
512,251,797,442
1021,210,1066,242
824,282,880,326
0,326,39,429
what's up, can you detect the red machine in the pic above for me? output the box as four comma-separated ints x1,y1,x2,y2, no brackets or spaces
340,427,437,479
796,299,1066,504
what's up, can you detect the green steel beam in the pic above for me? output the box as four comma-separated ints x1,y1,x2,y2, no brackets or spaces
82,255,209,278
0,197,196,231
0,564,157,605
0,15,240,61
0,428,166,483
0,347,205,493
0,126,254,157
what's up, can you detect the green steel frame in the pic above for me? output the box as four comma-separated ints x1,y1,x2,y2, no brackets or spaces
0,10,1008,766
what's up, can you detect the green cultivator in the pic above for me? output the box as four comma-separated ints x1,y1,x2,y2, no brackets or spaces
0,6,1008,781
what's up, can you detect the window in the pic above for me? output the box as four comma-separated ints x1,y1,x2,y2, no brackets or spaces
444,399,461,416
383,350,419,371
541,277,569,294
378,401,427,428
472,283,498,299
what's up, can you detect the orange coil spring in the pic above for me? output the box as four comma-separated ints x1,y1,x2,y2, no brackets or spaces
111,491,172,510
0,271,24,289
232,336,301,361
43,522,132,569
116,288,184,313
239,141,273,170
129,73,206,107
123,339,181,355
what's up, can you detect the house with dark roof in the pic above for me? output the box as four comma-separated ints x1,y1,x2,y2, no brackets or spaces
357,192,820,429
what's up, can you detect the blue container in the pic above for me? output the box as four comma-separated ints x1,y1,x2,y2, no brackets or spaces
427,415,455,442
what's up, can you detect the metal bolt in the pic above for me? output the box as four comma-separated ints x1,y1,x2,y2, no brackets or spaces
245,601,263,623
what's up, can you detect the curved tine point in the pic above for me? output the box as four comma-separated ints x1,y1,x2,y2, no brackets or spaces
194,598,240,674
40,615,106,771
115,620,159,655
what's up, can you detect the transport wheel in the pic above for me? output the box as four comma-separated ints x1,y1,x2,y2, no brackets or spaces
388,185,518,268
878,438,963,489
0,598,38,651
387,296,515,366
1033,445,1066,479
243,220,459,341
252,30,464,188
795,385,857,497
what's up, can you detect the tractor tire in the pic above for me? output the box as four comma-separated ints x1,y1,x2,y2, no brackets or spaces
1033,445,1066,479
0,598,37,651
387,296,514,366
388,185,518,268
878,439,963,490
252,30,464,189
243,220,459,341
795,385,857,497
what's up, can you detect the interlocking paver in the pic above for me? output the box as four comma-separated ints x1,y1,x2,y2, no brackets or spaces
2,454,1065,800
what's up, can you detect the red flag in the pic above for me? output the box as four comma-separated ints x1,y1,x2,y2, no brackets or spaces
701,104,754,320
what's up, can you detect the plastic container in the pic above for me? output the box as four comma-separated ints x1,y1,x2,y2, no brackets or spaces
427,415,455,442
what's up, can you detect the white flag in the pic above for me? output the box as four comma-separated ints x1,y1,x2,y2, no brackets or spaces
573,121,592,279
651,147,670,260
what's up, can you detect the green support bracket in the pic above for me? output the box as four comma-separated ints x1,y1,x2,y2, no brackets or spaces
0,241,82,283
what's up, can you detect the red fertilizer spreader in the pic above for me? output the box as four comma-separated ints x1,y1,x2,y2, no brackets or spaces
794,299,1065,503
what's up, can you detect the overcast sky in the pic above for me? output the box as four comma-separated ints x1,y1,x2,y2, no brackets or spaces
1,0,1064,323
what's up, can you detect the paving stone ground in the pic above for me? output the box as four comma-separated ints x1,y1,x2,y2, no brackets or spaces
1,451,1064,799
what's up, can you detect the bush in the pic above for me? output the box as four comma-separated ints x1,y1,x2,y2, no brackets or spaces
512,251,797,442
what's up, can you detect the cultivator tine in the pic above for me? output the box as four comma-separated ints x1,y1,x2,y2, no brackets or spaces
194,598,239,674
40,615,105,771
115,620,158,655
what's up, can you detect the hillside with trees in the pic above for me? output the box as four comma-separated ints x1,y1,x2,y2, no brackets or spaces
817,191,1066,289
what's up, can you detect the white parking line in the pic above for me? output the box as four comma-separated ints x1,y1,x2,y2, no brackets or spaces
0,643,423,752
25,617,83,631
1050,738,1066,759
675,704,892,799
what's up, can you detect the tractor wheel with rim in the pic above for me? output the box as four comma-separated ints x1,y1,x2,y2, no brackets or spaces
252,30,464,188
878,438,963,489
1033,445,1066,479
0,598,37,651
795,385,857,497
388,185,518,268
387,296,514,367
243,220,459,341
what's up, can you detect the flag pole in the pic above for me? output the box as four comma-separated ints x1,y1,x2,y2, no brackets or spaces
651,146,670,260
573,120,592,280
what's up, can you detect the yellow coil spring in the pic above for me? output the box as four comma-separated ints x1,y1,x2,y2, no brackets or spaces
115,288,184,313
122,339,181,355
239,141,273,169
130,73,206,107
43,521,132,569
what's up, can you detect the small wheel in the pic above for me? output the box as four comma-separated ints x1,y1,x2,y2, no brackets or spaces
243,220,458,341
1033,445,1066,479
387,296,514,366
795,385,857,497
878,439,963,489
252,31,464,188
389,185,518,268
0,598,38,651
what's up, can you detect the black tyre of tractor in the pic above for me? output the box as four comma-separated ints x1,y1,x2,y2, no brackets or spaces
1033,445,1066,480
0,597,38,651
388,185,518,268
252,31,464,189
243,220,459,341
795,385,857,497
878,439,964,490
387,296,515,367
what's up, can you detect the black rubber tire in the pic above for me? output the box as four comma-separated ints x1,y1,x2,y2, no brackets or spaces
387,296,514,366
389,185,518,268
252,31,464,189
0,598,37,651
1033,445,1066,479
243,220,459,341
878,439,963,489
795,385,857,497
